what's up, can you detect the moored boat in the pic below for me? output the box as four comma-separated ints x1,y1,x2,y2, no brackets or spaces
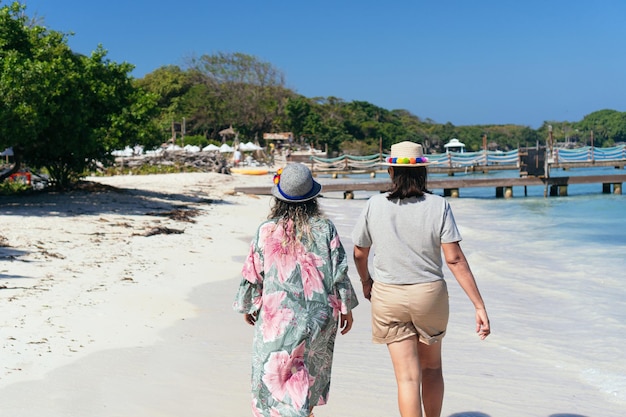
230,167,270,175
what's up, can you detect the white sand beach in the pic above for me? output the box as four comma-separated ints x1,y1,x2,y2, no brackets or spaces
1,172,623,417
0,172,272,416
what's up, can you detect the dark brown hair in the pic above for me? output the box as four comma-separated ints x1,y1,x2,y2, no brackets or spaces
386,166,430,199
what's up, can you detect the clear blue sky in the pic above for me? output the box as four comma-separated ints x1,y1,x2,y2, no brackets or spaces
18,0,626,128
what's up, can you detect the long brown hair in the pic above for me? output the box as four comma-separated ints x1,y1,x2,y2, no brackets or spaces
268,198,323,244
386,166,430,199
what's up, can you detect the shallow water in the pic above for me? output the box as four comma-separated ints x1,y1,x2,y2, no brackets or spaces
318,175,626,416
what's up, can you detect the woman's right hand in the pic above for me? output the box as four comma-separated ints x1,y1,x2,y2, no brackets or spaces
244,312,258,326
361,278,373,301
340,311,353,335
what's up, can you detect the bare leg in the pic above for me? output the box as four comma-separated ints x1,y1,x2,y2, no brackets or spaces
387,336,422,417
417,341,443,417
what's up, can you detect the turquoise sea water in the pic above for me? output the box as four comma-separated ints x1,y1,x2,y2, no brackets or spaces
317,166,626,416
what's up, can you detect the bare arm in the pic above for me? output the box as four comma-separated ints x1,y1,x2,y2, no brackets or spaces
353,245,373,301
442,242,491,339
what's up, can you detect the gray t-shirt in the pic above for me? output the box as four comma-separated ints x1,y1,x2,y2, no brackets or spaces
351,192,462,285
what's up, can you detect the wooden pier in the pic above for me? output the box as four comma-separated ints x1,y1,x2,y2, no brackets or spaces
309,159,626,178
313,164,519,176
234,173,626,199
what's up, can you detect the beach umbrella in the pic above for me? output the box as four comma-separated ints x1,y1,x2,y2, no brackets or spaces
219,126,236,136
238,142,250,151
219,125,237,144
203,144,220,152
1,147,14,156
111,146,134,157
184,145,201,153
219,143,234,153
241,141,262,151
165,144,183,152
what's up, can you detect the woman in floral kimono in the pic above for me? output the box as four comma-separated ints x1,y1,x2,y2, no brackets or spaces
234,163,359,417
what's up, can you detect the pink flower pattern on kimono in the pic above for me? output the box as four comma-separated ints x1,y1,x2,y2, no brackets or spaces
299,252,325,299
261,291,295,342
328,294,342,319
251,397,263,417
260,221,304,282
330,233,341,250
242,246,263,284
262,342,310,410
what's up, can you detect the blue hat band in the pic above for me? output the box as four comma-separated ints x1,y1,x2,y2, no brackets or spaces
276,183,317,201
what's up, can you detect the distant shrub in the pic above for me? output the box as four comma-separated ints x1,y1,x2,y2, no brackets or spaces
182,135,209,148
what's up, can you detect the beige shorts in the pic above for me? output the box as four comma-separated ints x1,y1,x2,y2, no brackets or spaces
371,280,449,345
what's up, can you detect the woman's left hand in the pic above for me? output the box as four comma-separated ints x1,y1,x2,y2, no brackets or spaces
475,308,491,339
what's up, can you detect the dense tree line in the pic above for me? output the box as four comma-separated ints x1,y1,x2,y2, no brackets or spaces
138,55,625,155
1,1,624,188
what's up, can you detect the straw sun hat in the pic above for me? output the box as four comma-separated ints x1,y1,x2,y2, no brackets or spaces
272,163,322,202
382,141,430,167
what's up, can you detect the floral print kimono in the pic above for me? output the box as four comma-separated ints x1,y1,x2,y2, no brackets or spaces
234,217,359,417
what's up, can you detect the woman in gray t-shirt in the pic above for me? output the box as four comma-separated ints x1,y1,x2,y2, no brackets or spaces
351,141,490,417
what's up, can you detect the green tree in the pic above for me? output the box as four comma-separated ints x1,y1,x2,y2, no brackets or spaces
0,2,157,188
184,52,292,140
284,95,312,139
134,65,196,142
574,109,626,147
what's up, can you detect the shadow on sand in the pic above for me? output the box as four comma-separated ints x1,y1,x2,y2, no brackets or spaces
448,413,589,417
0,180,233,218
0,179,236,279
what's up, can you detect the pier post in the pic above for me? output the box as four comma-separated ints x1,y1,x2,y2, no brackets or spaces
482,133,488,171
495,186,513,198
613,183,622,195
603,183,611,193
549,185,559,196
